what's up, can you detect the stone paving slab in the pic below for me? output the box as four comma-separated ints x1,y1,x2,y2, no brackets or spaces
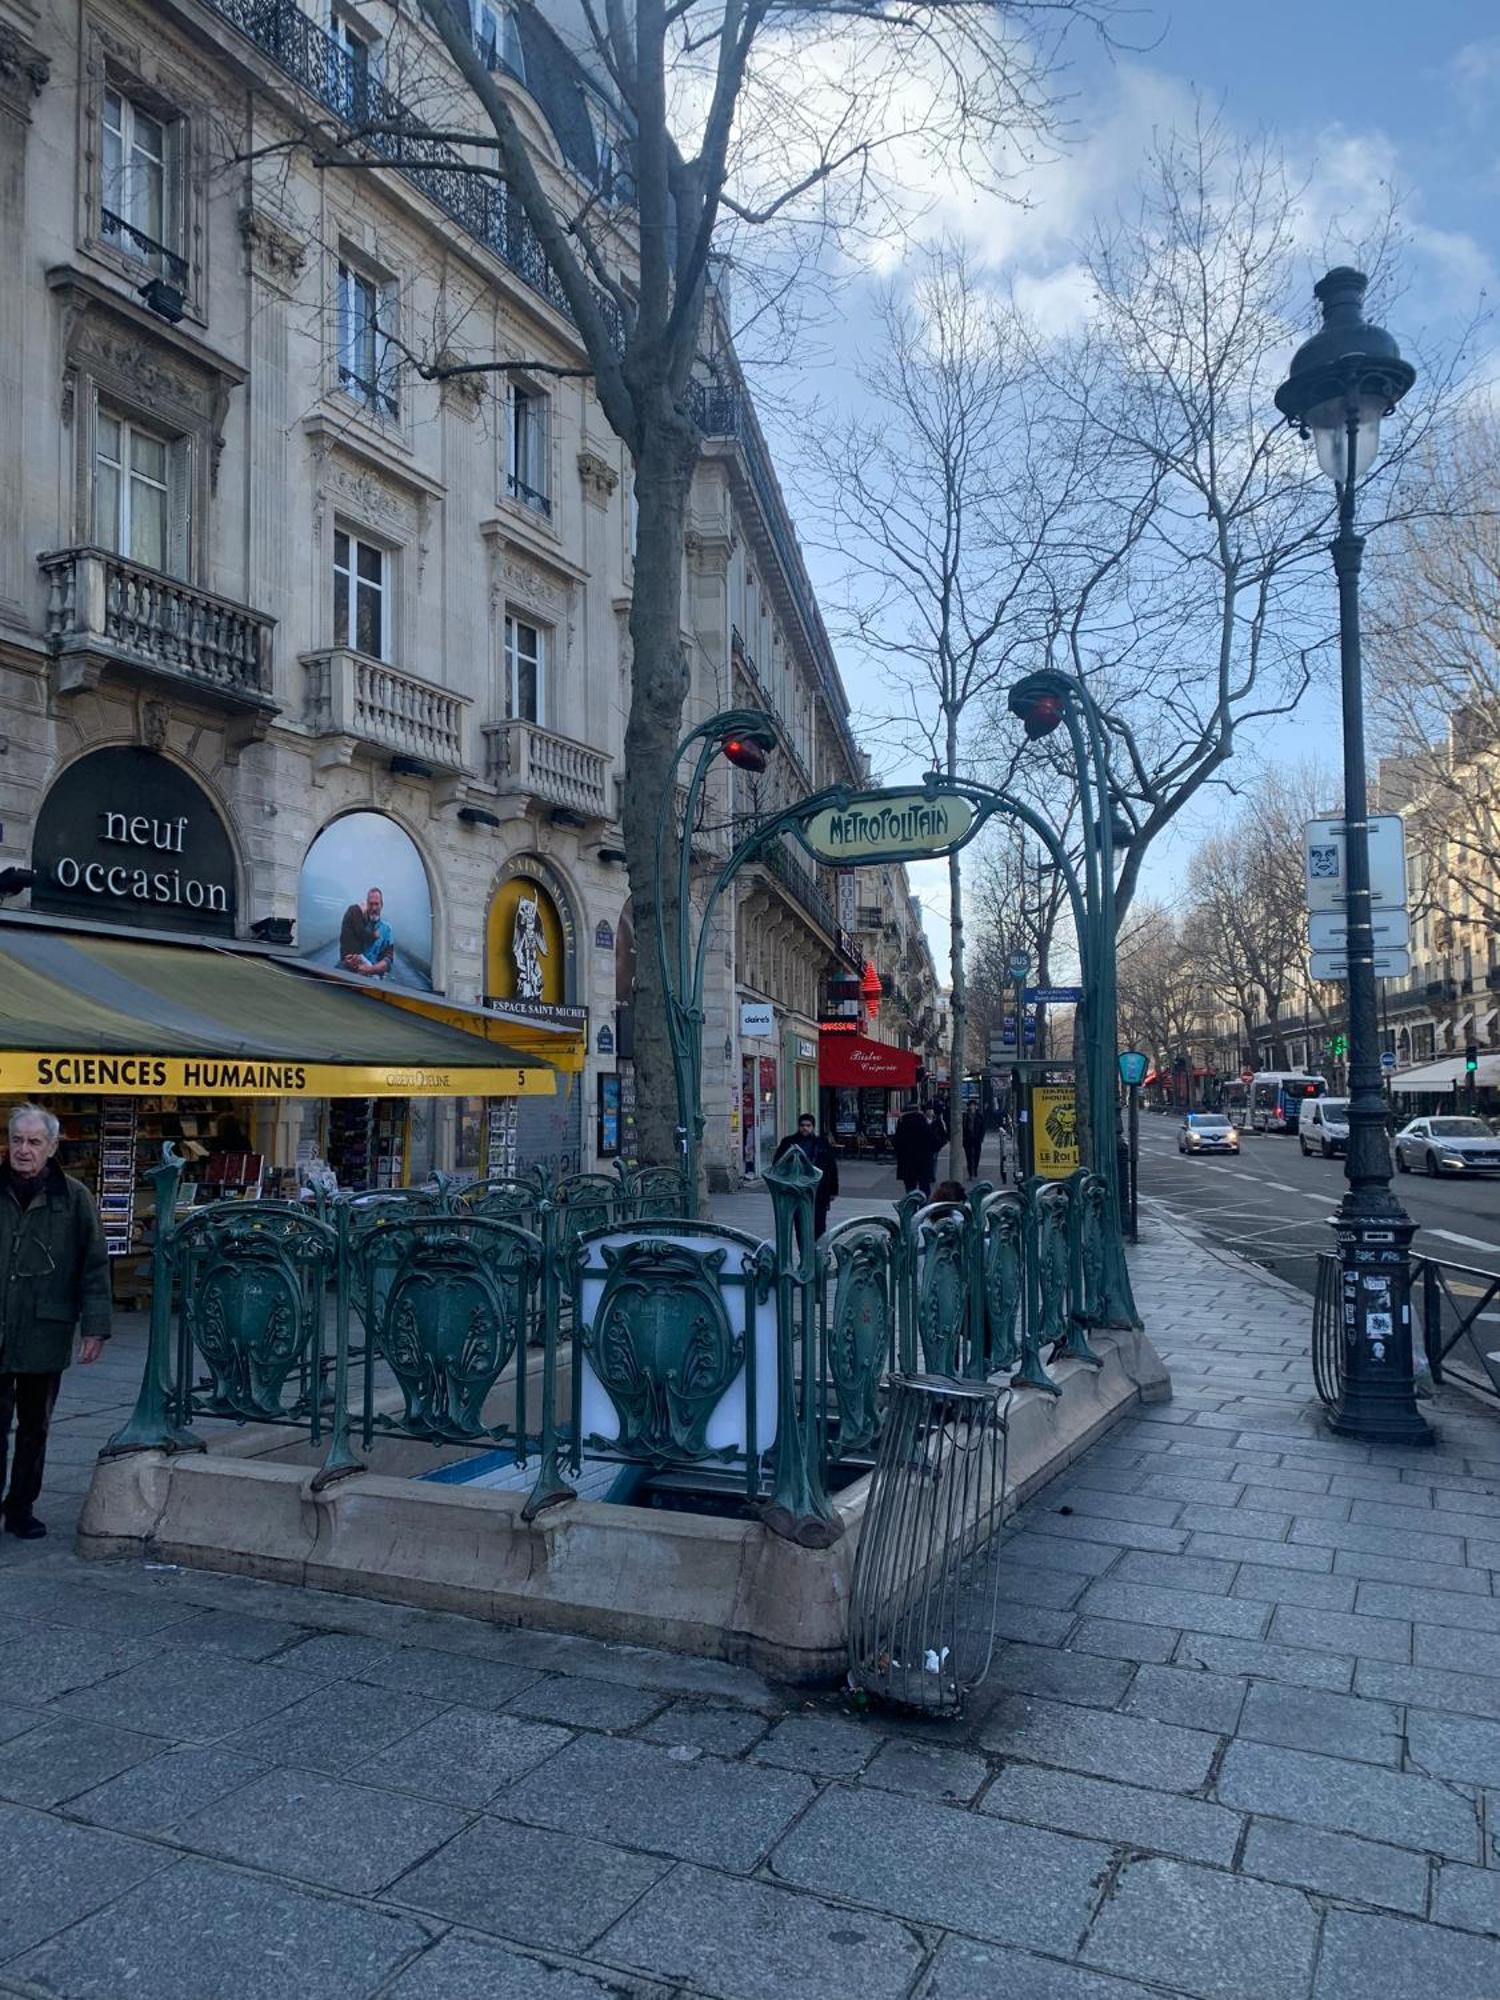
11,1206,1500,1995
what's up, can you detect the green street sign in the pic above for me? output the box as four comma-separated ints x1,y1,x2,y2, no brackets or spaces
798,790,976,865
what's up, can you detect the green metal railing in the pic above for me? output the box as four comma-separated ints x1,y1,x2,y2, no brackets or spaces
105,1149,1113,1540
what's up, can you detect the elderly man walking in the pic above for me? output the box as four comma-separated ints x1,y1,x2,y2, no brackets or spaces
0,1105,110,1538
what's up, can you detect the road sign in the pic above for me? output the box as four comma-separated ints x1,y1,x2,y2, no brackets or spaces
1308,909,1411,952
1240,1069,1254,1083
1309,946,1412,982
1007,951,1030,980
1380,1050,1397,1071
1118,1050,1149,1087
1026,986,1084,1005
1304,815,1408,914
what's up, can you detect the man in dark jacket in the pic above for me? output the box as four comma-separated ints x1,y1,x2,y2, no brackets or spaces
962,1103,985,1178
773,1113,840,1246
893,1103,935,1197
0,1105,110,1538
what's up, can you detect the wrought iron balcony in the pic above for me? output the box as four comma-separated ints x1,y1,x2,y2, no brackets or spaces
757,834,838,939
483,718,611,820
303,648,470,773
39,547,277,719
202,0,621,346
100,208,189,288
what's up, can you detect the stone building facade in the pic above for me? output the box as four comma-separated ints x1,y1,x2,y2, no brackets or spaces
0,0,877,1187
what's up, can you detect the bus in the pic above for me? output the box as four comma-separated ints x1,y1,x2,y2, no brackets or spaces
1248,1071,1327,1134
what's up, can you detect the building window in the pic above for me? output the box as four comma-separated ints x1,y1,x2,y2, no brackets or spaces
93,407,185,575
337,261,398,418
504,614,544,725
474,1,524,78
508,385,550,516
100,88,185,282
334,528,389,659
328,9,381,122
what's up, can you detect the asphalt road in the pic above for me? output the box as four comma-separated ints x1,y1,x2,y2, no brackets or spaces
1136,1110,1500,1298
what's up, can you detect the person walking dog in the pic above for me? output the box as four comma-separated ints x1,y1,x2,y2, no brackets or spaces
0,1105,110,1538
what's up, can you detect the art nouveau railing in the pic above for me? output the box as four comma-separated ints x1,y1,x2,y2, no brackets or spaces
104,1151,1112,1542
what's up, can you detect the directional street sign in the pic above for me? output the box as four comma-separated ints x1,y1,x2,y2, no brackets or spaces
1309,946,1412,983
1304,815,1408,914
1026,986,1084,1005
1308,909,1411,953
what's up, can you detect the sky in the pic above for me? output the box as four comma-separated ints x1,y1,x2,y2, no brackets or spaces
751,2,1500,972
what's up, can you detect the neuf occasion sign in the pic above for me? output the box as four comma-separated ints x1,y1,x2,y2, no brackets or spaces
1032,1084,1080,1179
0,1054,554,1098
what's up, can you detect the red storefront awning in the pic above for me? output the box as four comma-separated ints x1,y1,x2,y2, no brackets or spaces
819,1031,920,1089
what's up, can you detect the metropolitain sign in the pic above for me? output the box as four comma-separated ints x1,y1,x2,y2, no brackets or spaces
797,791,976,864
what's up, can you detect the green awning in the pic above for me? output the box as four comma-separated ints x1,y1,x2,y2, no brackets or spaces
0,925,555,1097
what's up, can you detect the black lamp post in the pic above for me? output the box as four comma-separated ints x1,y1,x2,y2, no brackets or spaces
1274,268,1431,1445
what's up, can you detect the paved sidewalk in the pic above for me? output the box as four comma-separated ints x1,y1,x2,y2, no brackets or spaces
5,1199,1500,1995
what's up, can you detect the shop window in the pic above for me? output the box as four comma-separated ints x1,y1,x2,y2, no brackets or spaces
100,86,186,284
474,0,524,78
334,527,390,659
507,383,551,516
503,613,545,725
337,258,399,419
93,403,189,576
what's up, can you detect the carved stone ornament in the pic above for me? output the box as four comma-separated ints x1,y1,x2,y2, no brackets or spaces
435,354,487,417
318,454,419,539
239,205,310,293
501,556,563,613
139,698,170,751
577,449,619,507
0,28,50,106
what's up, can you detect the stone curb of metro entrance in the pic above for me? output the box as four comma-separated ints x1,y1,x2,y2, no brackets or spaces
76,1328,1170,1683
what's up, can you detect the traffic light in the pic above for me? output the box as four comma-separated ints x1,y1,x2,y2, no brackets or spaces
1327,1034,1348,1059
1466,1041,1479,1076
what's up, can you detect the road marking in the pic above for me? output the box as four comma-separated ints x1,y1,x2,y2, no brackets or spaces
1430,1228,1500,1257
1265,1182,1298,1194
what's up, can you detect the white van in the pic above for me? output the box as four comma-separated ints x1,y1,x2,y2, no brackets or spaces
1298,1096,1350,1157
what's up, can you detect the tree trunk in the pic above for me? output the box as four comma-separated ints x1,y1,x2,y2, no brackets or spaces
621,417,700,1168
945,713,965,1183
1266,1000,1289,1071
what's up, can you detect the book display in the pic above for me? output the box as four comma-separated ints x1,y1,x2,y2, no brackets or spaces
486,1097,519,1179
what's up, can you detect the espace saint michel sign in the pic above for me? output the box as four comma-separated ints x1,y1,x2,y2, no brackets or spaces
797,790,976,866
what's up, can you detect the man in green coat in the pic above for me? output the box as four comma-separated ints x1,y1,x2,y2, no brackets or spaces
0,1105,110,1538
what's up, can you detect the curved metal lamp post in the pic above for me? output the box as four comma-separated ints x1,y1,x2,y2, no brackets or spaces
654,710,1138,1330
1007,667,1138,1329
1274,267,1430,1445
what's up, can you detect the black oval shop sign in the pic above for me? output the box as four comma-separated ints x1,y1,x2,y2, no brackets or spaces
32,748,237,936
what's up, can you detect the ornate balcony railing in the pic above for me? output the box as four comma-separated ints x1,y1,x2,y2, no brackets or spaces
484,718,611,820
760,833,838,939
39,548,277,711
203,0,622,346
303,649,469,772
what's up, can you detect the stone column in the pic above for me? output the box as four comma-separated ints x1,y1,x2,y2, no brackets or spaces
0,29,48,635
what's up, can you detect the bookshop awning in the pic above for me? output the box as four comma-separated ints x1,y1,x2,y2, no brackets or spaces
818,1032,920,1089
0,924,555,1097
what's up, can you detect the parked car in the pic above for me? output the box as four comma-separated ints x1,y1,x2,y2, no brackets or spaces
1299,1096,1350,1158
1394,1116,1500,1177
1178,1112,1239,1156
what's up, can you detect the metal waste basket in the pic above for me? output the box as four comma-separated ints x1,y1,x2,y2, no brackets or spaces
848,1373,1010,1716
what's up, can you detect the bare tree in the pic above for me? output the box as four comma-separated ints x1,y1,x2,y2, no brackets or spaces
279,0,1117,1165
1114,902,1204,1079
813,242,1096,1174
997,110,1463,931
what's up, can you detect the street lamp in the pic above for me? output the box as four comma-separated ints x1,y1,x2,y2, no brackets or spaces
1008,667,1138,1329
1275,267,1430,1445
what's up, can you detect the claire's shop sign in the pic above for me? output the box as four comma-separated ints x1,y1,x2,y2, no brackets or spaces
32,747,237,936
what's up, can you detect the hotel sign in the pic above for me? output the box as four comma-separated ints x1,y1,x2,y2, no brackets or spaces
798,791,975,865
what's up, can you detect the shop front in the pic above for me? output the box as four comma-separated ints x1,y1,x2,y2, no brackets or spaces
818,1028,920,1156
0,917,551,1304
738,997,778,1179
481,859,587,1179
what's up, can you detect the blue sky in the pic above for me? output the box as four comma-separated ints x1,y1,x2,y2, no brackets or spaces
759,4,1500,962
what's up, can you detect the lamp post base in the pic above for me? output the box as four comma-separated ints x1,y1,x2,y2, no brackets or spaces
1324,1209,1434,1448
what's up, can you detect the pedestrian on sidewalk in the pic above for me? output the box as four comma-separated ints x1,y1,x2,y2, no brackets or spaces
961,1103,985,1179
893,1103,933,1196
0,1104,110,1539
773,1113,839,1248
